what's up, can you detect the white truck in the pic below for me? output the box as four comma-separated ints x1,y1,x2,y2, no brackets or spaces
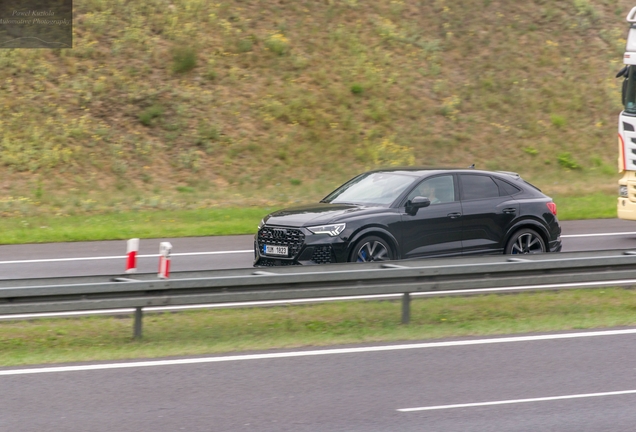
618,7,636,219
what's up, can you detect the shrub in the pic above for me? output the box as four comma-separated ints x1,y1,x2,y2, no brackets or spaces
236,39,253,53
440,95,460,121
371,139,415,167
265,33,290,55
350,83,364,95
550,114,566,128
171,46,197,73
557,152,581,170
139,105,164,126
573,0,598,19
198,124,220,141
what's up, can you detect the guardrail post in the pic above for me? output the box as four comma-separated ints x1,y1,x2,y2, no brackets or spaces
134,307,143,339
401,292,411,324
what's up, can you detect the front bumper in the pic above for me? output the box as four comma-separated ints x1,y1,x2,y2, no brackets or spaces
618,197,636,221
253,225,349,266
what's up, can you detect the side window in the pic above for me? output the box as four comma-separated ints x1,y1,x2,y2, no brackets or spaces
493,178,522,196
460,175,499,200
406,175,455,205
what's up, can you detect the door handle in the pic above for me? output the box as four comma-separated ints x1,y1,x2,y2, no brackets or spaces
447,212,462,219
502,208,516,214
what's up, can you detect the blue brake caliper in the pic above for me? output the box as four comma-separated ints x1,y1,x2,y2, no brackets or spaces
358,250,367,262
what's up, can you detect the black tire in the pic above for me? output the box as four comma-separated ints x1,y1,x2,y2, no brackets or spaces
505,228,546,255
349,236,394,263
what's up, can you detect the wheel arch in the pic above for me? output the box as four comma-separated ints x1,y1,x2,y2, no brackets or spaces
503,219,550,252
347,227,401,260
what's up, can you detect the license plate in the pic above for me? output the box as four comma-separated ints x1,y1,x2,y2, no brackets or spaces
264,245,288,256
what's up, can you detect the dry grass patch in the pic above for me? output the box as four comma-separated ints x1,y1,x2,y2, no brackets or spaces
0,0,626,218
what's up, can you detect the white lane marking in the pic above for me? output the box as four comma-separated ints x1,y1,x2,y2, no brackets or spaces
397,389,636,412
0,250,252,265
2,328,636,376
561,231,636,238
3,277,636,321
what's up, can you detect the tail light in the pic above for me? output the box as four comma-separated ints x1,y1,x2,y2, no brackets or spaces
546,202,557,216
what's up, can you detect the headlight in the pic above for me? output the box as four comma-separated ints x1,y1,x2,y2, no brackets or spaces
258,219,265,229
620,185,628,198
307,223,346,236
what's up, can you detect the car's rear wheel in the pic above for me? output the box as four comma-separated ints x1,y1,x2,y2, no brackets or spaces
350,236,394,262
505,229,546,254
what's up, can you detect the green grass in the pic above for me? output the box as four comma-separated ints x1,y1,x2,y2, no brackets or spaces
0,208,269,244
555,193,618,220
0,194,617,244
1,288,635,367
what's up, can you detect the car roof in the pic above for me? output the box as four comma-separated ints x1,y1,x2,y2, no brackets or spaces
364,167,545,196
366,167,521,180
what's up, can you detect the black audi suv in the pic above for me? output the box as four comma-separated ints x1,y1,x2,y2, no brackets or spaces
254,168,561,266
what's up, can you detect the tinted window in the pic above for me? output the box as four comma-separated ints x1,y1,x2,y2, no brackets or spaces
406,175,455,204
460,175,499,200
494,178,521,196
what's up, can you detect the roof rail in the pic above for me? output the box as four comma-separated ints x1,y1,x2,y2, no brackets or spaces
496,170,520,178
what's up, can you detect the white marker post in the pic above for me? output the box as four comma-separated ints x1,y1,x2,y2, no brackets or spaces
125,238,139,274
158,242,172,279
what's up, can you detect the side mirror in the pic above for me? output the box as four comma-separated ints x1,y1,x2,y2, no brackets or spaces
406,196,431,215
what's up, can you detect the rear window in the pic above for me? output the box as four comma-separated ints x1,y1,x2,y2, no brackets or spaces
493,178,522,196
522,179,542,192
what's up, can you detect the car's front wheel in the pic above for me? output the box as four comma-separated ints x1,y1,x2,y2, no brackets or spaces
350,236,394,263
505,229,546,254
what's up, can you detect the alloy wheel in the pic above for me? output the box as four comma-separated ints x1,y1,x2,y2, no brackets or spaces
509,232,545,254
355,240,390,262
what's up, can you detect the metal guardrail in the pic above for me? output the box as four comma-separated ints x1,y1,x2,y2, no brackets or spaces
2,250,636,338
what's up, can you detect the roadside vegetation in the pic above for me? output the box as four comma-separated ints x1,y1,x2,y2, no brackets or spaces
0,0,629,233
1,287,635,367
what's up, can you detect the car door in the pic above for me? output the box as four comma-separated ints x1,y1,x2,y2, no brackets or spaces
398,174,463,258
459,174,520,255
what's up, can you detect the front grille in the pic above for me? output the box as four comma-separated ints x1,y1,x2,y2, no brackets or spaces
257,226,305,258
311,245,334,264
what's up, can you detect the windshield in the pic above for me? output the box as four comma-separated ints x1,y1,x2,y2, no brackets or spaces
623,65,636,114
322,172,416,206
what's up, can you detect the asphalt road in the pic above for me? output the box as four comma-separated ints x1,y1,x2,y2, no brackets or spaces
2,218,636,279
2,329,636,431
3,219,636,430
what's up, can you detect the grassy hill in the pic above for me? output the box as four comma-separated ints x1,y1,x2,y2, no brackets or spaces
0,0,630,219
